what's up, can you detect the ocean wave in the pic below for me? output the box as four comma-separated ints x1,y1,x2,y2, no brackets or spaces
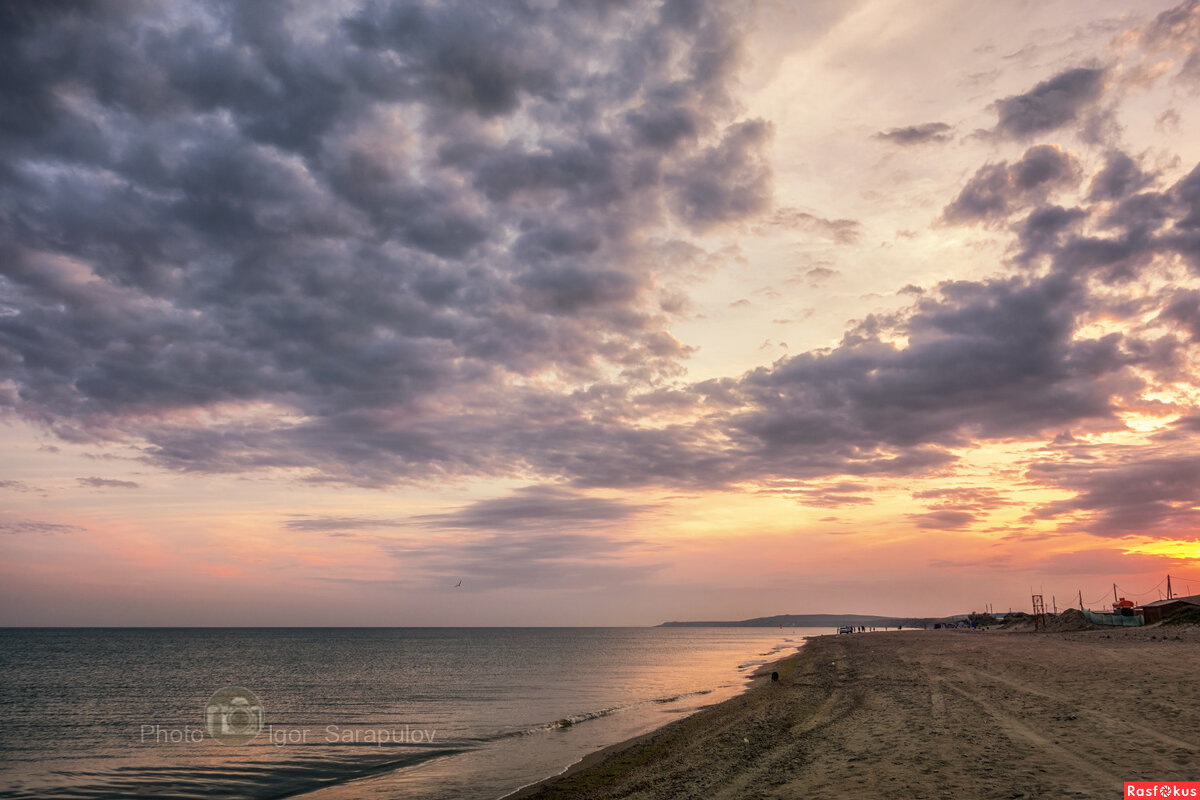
482,687,719,742
0,749,467,800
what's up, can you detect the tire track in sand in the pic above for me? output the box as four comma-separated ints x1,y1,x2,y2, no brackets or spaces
934,674,1119,787
951,664,1199,756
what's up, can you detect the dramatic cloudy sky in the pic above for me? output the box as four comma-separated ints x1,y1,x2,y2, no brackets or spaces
3,0,1200,625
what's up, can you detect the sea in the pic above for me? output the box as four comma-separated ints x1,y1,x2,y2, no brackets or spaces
0,627,823,799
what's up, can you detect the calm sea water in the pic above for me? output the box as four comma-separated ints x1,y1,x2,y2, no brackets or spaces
0,627,820,799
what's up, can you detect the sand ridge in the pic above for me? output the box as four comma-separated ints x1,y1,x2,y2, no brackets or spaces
511,628,1200,799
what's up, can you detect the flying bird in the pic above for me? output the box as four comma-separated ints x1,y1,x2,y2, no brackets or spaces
454,579,462,588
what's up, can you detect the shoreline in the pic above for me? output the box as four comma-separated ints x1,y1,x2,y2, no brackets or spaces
498,636,818,800
499,636,819,800
503,627,1200,799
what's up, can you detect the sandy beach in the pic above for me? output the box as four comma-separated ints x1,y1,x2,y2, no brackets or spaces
511,627,1200,799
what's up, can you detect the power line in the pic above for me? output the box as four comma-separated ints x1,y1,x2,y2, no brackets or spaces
1115,575,1168,598
1073,573,1198,611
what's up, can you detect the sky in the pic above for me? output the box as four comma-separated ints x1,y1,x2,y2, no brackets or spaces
2,0,1200,626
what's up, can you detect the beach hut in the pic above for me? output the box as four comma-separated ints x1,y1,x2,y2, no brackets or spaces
1135,593,1200,624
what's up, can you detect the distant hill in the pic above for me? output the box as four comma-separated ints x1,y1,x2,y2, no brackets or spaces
657,613,964,629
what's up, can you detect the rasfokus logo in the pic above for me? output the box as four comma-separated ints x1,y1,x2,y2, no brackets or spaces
204,686,264,745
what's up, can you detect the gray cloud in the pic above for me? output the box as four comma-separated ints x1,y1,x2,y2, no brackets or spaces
290,482,633,525
78,477,140,489
412,485,652,532
691,151,1200,496
990,66,1107,140
1031,161,1200,281
389,528,664,592
1136,0,1200,86
669,119,774,231
122,177,1186,496
2,1,1200,549
291,486,659,589
771,208,861,244
1173,162,1200,232
1161,289,1200,341
907,487,1009,530
802,266,840,285
388,491,660,591
1028,451,1200,537
1087,150,1154,201
873,122,952,145
283,516,407,533
909,509,977,530
1014,205,1089,266
912,486,1007,510
930,554,1014,570
719,272,1138,481
0,0,770,483
943,145,1080,223
0,520,84,535
753,479,874,508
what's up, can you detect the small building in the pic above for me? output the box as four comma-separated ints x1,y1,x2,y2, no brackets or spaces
1136,593,1200,624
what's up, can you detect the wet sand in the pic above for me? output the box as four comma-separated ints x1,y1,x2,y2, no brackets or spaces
509,627,1200,799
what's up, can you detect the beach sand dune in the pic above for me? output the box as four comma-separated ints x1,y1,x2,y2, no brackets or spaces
513,629,1199,799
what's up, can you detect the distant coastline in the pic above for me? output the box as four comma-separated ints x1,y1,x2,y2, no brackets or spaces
657,613,961,629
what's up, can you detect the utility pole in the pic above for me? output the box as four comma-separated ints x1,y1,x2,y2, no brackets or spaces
1113,584,1118,606
1078,590,1084,611
1167,574,1173,600
1052,596,1057,614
